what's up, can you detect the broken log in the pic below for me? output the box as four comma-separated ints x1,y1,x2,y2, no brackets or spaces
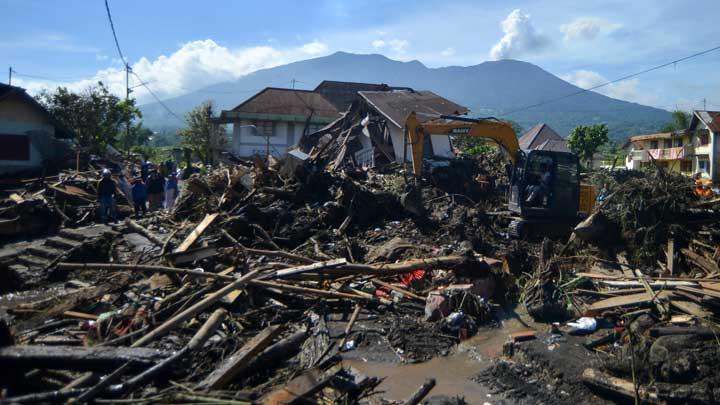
582,368,657,403
197,324,282,391
112,308,227,396
0,345,170,371
405,378,436,405
125,219,165,246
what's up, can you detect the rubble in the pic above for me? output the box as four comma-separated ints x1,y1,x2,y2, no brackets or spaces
1,137,719,403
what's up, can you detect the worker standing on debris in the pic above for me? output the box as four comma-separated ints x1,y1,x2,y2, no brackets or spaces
97,169,118,223
165,172,178,210
132,177,148,218
146,169,165,211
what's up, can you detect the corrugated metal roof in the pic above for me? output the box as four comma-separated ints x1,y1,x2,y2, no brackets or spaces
357,90,468,128
518,123,563,150
696,110,720,133
231,87,339,118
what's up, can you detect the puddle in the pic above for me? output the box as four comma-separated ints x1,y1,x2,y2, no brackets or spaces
344,305,543,402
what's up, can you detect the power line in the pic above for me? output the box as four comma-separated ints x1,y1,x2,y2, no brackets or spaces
500,44,720,117
104,0,126,65
132,71,185,123
103,0,184,124
12,70,93,83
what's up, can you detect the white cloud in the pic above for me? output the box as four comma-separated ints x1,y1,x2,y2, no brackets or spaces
299,40,329,56
561,69,659,106
371,37,408,53
490,9,548,60
561,69,605,89
560,17,620,41
13,39,334,103
388,38,409,53
441,47,456,56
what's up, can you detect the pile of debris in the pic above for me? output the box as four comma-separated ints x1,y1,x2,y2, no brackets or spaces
0,151,522,403
515,169,720,403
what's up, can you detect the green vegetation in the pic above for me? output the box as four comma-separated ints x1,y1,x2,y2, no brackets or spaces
37,82,145,154
661,110,692,132
567,123,609,165
178,101,227,165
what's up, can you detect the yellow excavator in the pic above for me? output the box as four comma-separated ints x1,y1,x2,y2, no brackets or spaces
405,112,596,238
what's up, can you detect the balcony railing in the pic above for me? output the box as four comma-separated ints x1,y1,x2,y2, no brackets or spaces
629,144,694,161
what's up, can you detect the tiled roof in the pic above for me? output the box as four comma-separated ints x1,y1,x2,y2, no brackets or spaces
518,123,563,150
231,87,339,118
357,90,468,128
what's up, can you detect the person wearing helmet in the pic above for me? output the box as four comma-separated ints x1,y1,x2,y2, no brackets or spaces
97,169,117,223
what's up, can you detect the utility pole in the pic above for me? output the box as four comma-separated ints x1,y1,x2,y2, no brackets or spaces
703,98,707,110
125,63,131,153
8,67,12,85
291,78,297,89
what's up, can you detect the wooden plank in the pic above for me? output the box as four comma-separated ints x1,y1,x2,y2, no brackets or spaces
272,258,347,278
677,285,720,299
585,291,672,315
0,345,170,370
175,213,219,253
681,248,720,274
261,364,342,405
667,239,675,275
197,325,282,391
670,300,712,319
63,311,98,320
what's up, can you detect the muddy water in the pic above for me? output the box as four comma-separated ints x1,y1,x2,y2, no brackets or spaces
345,307,542,402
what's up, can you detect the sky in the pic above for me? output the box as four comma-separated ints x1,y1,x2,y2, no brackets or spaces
2,0,719,112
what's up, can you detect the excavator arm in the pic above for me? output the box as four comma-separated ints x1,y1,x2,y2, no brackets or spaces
405,111,521,175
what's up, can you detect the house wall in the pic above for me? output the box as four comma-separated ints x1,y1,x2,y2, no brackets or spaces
231,119,298,157
0,93,57,173
624,134,693,175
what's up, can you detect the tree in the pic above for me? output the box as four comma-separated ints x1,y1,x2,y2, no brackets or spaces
179,101,226,165
661,110,691,132
36,82,141,153
567,123,609,165
117,123,154,152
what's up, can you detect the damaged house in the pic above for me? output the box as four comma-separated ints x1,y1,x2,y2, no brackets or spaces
297,89,468,170
217,87,340,158
0,83,74,175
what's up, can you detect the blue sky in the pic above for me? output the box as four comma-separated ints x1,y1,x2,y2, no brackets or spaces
2,0,719,111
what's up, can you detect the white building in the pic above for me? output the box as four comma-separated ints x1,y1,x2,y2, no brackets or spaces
217,87,339,158
688,110,720,181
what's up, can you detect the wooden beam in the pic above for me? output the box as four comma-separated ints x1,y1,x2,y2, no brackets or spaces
197,325,282,391
175,213,219,253
585,291,672,315
0,345,170,371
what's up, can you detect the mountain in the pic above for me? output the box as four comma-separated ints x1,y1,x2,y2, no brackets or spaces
140,52,671,142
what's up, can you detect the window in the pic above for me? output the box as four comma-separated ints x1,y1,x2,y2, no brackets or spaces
698,159,710,173
699,133,710,145
253,120,274,137
0,134,30,161
650,140,659,149
673,138,683,147
681,160,692,172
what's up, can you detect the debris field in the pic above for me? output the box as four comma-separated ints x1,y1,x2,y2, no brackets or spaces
2,132,720,404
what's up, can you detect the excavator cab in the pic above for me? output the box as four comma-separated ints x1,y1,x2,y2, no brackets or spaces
507,150,582,236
